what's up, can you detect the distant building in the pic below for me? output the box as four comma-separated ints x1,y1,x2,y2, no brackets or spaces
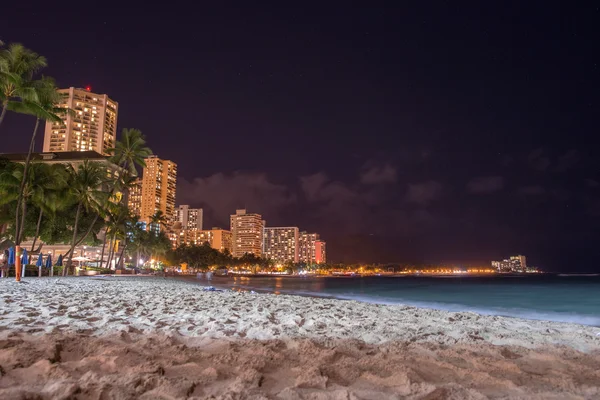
170,228,232,253
492,255,527,273
510,255,527,272
137,156,177,229
230,209,264,257
315,240,326,264
43,87,118,155
263,227,299,264
175,205,203,230
298,232,323,264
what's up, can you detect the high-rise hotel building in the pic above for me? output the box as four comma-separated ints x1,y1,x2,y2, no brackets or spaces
43,87,118,155
230,209,264,257
263,227,299,264
175,205,203,230
299,232,326,264
128,156,177,228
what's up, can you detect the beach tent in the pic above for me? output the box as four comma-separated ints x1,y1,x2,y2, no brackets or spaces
21,249,28,277
36,255,44,277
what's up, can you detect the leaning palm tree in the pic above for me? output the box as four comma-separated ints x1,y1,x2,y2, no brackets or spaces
108,128,152,177
28,164,70,252
63,161,108,276
11,77,69,252
0,43,47,128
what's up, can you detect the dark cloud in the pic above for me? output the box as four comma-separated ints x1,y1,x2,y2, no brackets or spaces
177,172,296,227
359,164,397,185
300,173,358,203
585,179,599,188
518,185,546,195
527,148,551,172
555,150,580,172
406,181,442,205
467,176,504,194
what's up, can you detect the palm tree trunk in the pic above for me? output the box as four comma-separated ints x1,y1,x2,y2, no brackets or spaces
116,241,127,270
106,236,115,269
99,229,108,269
30,209,43,252
0,103,7,128
64,202,82,276
18,200,27,245
14,118,41,246
63,214,100,258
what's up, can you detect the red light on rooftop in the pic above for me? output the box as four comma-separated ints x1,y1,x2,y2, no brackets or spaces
85,85,92,92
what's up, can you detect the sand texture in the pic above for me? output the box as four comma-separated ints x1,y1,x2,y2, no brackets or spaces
1,277,599,399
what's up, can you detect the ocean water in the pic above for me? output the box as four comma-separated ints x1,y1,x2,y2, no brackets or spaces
209,274,600,326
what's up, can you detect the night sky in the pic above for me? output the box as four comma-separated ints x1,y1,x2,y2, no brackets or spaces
1,2,599,271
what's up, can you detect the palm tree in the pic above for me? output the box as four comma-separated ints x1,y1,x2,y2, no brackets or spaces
149,210,168,235
11,77,69,253
108,128,152,177
29,164,70,252
101,203,132,269
63,161,108,275
0,43,47,128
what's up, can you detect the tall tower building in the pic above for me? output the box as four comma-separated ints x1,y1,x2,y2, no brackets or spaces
263,227,299,264
230,209,264,257
43,87,118,155
175,205,203,230
138,156,177,228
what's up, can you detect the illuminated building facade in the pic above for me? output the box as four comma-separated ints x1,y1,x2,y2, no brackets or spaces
43,87,118,155
298,232,326,264
314,240,326,264
230,209,264,257
263,227,299,264
492,255,527,273
127,178,142,217
138,156,177,228
170,228,232,253
175,205,203,230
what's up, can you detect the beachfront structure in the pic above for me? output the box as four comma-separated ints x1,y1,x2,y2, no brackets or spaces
175,205,203,230
169,228,232,253
230,209,264,257
492,255,527,273
43,87,118,155
298,232,326,264
130,156,177,229
263,227,299,264
0,151,121,181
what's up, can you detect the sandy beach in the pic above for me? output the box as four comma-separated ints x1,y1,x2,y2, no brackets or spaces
1,277,599,399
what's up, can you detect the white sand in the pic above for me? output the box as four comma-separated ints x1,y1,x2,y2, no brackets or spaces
1,277,599,399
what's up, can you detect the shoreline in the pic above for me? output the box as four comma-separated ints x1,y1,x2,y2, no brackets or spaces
1,276,599,350
176,275,600,328
1,277,599,398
